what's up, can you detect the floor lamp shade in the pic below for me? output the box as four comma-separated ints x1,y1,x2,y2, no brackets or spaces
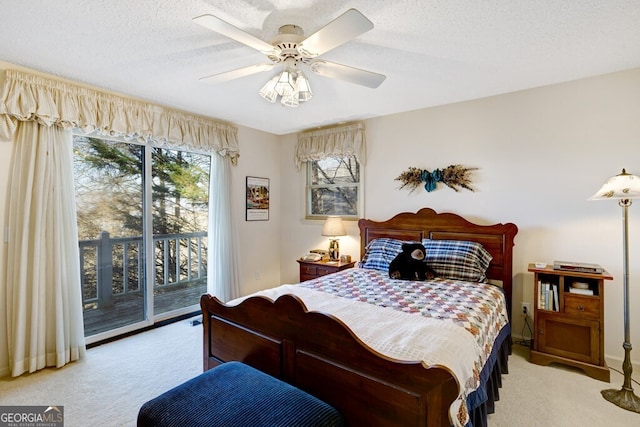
590,169,640,200
321,216,347,261
590,168,640,413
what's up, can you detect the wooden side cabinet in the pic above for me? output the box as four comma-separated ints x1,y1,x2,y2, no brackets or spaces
297,259,356,282
528,263,613,382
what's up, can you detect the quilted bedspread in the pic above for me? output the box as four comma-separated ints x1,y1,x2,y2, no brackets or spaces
233,267,509,427
300,267,509,363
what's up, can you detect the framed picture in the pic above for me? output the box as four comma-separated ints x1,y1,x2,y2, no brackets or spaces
246,176,270,221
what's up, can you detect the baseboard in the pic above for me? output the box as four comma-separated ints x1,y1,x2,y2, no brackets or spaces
511,332,640,381
605,355,640,381
510,332,533,348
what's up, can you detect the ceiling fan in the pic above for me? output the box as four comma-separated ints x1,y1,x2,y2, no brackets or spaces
193,8,386,107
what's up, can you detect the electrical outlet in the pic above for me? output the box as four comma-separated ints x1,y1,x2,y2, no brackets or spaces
521,302,531,317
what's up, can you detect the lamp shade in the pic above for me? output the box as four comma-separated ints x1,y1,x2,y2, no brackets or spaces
280,93,299,107
274,69,295,96
590,169,640,201
321,216,346,237
295,72,313,101
258,75,279,103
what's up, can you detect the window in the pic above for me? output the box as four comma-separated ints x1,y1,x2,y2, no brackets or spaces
73,133,210,342
306,155,361,219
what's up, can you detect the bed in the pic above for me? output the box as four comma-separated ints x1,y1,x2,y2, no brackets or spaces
200,208,518,427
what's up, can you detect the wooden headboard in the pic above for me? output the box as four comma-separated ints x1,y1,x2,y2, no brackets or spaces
358,207,518,316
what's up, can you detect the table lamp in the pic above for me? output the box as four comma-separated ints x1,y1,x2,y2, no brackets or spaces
321,216,346,261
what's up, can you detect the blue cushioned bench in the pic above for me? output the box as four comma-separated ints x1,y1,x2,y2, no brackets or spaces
137,361,344,427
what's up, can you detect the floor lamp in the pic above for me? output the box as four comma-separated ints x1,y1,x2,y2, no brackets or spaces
591,168,640,413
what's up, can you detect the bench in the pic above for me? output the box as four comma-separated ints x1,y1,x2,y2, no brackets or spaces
137,361,344,427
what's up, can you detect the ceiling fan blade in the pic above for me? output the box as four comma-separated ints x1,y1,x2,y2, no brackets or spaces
193,14,278,56
310,60,386,88
299,9,374,58
200,63,275,84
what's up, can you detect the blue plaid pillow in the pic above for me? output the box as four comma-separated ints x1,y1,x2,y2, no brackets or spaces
359,238,419,271
422,239,493,282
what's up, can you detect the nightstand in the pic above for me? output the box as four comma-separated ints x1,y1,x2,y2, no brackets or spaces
297,259,356,282
528,263,613,382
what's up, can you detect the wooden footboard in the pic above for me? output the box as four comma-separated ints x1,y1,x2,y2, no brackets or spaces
201,293,459,427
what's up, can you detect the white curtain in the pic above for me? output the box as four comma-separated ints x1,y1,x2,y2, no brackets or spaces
295,121,366,169
207,153,241,302
3,120,86,377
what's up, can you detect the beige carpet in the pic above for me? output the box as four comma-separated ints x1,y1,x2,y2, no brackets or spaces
0,319,638,426
489,345,639,426
0,318,202,426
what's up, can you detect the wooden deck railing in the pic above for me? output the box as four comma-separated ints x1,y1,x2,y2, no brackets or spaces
79,231,207,308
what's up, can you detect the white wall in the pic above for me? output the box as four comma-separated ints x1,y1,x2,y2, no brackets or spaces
279,68,640,368
233,125,282,295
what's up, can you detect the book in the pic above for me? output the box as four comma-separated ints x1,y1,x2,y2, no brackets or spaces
544,283,550,310
537,280,542,308
569,288,594,296
552,284,559,311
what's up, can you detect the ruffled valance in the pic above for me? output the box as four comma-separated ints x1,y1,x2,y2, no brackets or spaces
0,69,239,163
295,121,366,169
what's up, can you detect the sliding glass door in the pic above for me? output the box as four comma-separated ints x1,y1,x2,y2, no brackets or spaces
73,135,210,342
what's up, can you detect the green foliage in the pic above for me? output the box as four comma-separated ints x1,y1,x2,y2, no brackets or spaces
73,135,210,240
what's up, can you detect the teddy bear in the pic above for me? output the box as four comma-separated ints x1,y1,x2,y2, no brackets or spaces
388,242,437,281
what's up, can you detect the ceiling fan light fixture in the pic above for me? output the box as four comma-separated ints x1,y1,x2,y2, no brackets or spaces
259,68,312,107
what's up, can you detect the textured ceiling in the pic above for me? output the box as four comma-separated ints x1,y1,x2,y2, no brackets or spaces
1,0,639,135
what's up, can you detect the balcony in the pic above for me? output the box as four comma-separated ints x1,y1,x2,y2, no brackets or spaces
79,231,207,336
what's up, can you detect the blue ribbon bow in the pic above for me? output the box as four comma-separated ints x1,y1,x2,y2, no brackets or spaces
421,169,443,192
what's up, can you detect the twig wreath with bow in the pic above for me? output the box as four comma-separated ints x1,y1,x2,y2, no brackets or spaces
396,165,477,193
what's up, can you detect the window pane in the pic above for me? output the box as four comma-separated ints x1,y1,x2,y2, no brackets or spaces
308,156,360,217
311,157,359,185
74,135,146,336
310,186,359,216
152,148,210,316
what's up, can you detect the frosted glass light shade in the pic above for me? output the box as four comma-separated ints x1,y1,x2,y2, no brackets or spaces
274,70,295,96
258,75,279,103
280,93,299,107
295,72,313,101
321,216,346,237
590,169,640,201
